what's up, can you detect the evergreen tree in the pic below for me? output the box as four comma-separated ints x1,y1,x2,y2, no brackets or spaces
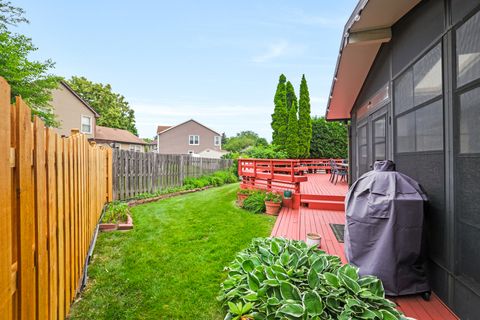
298,74,312,158
271,74,288,148
286,81,297,113
285,102,299,158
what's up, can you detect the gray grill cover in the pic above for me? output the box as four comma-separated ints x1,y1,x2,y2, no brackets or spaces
344,160,430,296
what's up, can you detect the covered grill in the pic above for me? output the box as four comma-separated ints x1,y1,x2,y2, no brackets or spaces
344,160,430,296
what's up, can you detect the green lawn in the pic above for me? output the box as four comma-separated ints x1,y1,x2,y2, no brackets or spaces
69,183,275,320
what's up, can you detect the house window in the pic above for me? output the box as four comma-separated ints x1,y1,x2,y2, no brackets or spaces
457,10,480,88
189,135,199,145
394,43,444,153
214,136,221,146
394,43,442,115
81,115,92,134
396,100,444,153
459,87,480,153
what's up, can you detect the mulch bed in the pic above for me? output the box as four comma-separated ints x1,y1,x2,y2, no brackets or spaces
126,186,212,207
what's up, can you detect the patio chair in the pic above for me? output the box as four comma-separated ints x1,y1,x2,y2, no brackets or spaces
332,161,348,185
329,159,336,182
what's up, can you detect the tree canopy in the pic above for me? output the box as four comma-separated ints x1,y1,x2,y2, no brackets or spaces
222,130,267,153
270,74,312,158
298,74,312,158
0,0,61,127
271,74,288,147
310,116,348,159
67,76,138,135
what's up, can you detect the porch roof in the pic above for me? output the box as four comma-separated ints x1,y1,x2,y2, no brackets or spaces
325,0,421,121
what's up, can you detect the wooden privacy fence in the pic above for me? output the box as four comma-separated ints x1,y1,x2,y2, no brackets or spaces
0,77,113,320
112,149,233,200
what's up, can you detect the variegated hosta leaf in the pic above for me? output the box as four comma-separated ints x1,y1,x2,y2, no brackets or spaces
218,237,403,320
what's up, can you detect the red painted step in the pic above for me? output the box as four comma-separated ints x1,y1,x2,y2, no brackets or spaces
301,194,345,202
301,199,345,211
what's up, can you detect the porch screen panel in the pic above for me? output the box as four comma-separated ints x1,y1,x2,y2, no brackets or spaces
455,9,480,295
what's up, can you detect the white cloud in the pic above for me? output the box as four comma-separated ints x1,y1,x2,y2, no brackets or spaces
252,40,306,63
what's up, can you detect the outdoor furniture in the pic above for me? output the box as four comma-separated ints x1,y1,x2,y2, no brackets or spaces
344,160,430,297
331,161,348,185
329,159,336,182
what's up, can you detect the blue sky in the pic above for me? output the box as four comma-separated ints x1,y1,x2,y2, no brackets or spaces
15,0,356,139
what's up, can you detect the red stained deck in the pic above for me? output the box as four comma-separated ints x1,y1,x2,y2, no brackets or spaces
271,174,459,320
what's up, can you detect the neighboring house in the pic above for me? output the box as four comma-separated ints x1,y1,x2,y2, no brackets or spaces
51,81,99,138
196,148,228,159
156,119,223,158
93,125,149,152
326,0,480,318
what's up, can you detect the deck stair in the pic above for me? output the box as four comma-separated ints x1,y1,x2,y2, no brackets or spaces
300,194,345,211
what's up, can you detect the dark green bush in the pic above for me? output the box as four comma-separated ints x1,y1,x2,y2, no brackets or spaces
242,191,266,213
219,237,405,320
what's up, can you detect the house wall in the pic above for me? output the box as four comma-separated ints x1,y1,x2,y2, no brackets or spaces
96,141,146,152
51,84,96,138
157,120,221,154
196,149,227,159
349,1,480,318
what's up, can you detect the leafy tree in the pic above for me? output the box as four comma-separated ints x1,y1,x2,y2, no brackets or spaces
223,131,266,153
0,1,61,127
285,81,297,113
285,104,299,158
244,145,288,159
1,1,28,27
310,116,348,159
67,76,138,135
221,132,228,145
271,74,288,148
298,74,312,158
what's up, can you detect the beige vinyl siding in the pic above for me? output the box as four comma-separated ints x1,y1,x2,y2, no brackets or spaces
51,84,96,138
158,120,221,154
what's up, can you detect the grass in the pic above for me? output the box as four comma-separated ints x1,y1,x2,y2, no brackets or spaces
69,183,275,320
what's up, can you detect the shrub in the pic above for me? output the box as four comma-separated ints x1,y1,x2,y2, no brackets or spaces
102,201,129,223
264,192,282,203
242,191,266,213
238,188,253,196
218,237,405,320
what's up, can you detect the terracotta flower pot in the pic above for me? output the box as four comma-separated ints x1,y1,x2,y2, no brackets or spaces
265,201,281,216
237,193,249,206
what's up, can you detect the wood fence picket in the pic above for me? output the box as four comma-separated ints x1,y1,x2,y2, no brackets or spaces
0,77,112,320
112,149,233,200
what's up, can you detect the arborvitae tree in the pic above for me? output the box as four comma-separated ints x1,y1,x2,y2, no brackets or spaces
271,74,288,148
298,74,312,158
285,103,299,158
286,81,297,113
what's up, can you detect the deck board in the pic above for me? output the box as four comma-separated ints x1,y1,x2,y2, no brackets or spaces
271,173,459,320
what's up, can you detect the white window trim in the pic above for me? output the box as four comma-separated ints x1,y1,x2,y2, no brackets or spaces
80,115,93,134
189,135,200,145
214,135,221,146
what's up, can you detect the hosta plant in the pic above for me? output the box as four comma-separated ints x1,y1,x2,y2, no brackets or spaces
218,237,409,320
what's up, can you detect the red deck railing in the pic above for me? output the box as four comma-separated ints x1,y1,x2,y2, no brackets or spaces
238,158,345,208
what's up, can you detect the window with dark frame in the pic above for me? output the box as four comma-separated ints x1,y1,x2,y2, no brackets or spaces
456,10,480,154
189,135,199,145
394,42,444,153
